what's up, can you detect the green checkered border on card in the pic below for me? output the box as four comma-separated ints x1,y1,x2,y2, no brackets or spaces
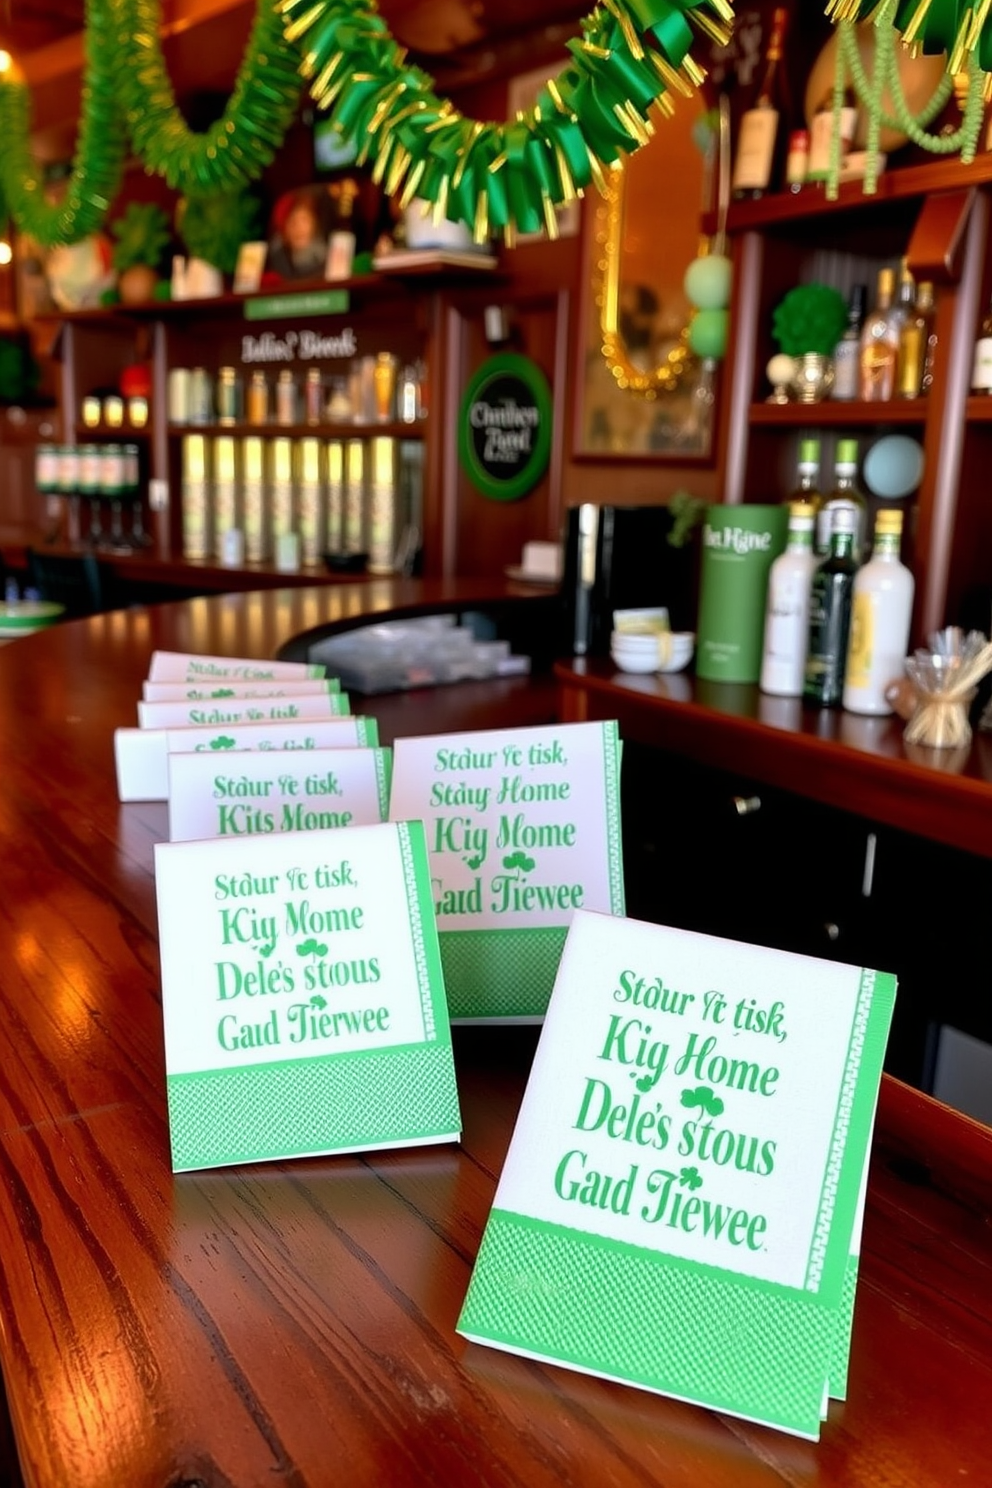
459,1209,833,1434
440,928,568,1019
602,721,625,914
167,1043,459,1170
374,749,392,820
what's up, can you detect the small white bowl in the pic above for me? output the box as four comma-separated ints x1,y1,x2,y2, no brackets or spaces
657,632,695,673
611,645,661,674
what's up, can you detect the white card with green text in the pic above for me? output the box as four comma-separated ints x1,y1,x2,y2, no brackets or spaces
148,650,326,682
154,820,460,1172
458,910,896,1440
139,693,350,729
388,722,624,1022
144,679,341,700
168,745,391,841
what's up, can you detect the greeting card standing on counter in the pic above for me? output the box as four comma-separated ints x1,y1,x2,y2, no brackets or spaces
138,693,350,730
389,722,624,1021
168,745,391,841
144,679,341,700
148,650,327,682
155,821,460,1172
458,910,897,1440
116,716,379,803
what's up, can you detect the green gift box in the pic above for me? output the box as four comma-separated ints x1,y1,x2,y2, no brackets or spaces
696,505,789,683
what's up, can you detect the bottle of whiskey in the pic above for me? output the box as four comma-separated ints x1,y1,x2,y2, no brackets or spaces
731,7,789,200
859,267,901,401
804,507,858,707
896,281,936,399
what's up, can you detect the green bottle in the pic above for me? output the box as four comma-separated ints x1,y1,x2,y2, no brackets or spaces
803,506,858,707
785,437,822,520
816,438,867,560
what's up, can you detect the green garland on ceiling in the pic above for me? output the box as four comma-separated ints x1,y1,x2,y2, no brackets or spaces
116,0,303,193
279,0,735,243
0,0,303,248
0,0,126,247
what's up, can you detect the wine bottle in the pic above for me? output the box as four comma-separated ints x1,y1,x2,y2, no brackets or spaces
843,508,915,715
896,280,936,399
804,507,858,707
816,438,867,561
760,501,819,697
731,7,789,200
971,292,992,393
859,267,901,402
832,284,867,401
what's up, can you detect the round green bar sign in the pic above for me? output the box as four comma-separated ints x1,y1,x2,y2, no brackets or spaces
458,353,553,502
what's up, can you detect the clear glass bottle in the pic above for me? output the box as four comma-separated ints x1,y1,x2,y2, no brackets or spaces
831,284,867,401
816,438,867,561
804,506,858,707
896,280,936,399
731,6,789,200
859,267,901,402
760,501,819,697
843,508,915,715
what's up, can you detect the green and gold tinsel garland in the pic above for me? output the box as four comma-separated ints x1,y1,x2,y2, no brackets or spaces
0,0,125,247
116,0,303,193
0,0,303,247
280,0,734,243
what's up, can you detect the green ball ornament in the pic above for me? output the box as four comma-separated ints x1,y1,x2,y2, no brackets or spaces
684,254,732,312
689,308,728,361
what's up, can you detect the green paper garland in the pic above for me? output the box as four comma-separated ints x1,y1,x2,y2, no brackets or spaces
0,0,125,248
279,0,734,242
116,0,303,193
0,0,304,248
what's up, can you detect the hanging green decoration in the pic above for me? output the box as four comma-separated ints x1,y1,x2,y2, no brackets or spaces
0,0,303,247
279,0,734,243
827,0,992,77
827,0,986,197
116,0,304,193
0,0,125,249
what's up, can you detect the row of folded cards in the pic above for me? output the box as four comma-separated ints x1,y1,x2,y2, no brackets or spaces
143,651,896,1440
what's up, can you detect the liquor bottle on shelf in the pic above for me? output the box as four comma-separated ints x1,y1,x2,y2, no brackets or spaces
784,437,822,516
971,292,992,392
816,438,868,561
803,506,858,707
859,267,902,401
832,284,868,401
843,507,915,715
760,501,819,697
896,280,936,398
731,6,789,200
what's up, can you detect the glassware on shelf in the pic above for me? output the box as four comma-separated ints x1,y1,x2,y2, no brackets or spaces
79,443,103,546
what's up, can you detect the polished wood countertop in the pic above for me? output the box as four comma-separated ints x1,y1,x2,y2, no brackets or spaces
557,657,992,860
0,588,989,1486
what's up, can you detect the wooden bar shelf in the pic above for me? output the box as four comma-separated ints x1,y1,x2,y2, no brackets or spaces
748,400,928,426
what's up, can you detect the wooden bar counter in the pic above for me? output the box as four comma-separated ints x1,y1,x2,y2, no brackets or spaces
0,584,989,1487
